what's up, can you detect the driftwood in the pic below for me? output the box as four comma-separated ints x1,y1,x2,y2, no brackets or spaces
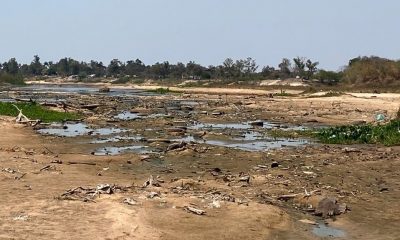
67,161,97,166
184,206,206,215
12,104,41,126
58,184,133,202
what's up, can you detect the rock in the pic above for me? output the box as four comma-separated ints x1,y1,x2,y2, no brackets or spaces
271,161,279,168
351,120,367,125
167,141,187,151
210,200,221,209
315,197,348,218
99,87,110,93
123,198,138,205
147,192,160,199
342,147,361,153
211,111,223,116
184,206,206,215
299,219,317,225
166,127,187,133
139,155,151,161
250,121,264,127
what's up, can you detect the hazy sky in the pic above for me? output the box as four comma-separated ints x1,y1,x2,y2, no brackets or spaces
1,0,399,70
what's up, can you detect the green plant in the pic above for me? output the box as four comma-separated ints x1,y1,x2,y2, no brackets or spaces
0,73,25,85
0,102,80,122
316,120,400,146
149,88,170,94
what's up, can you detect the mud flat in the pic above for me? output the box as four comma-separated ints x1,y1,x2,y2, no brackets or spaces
1,84,400,239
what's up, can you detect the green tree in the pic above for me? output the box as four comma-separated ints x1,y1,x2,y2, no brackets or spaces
278,58,292,78
305,59,319,79
29,55,44,75
293,57,306,78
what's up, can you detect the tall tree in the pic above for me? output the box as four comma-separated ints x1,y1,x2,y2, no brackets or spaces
3,58,20,75
293,57,306,78
278,58,292,78
305,59,319,79
29,55,44,75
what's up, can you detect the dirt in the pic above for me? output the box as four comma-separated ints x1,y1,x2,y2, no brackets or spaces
1,86,400,239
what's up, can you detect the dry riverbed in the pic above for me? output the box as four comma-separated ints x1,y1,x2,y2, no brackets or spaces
1,85,399,239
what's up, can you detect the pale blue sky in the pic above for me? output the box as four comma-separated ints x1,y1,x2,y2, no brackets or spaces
1,0,399,70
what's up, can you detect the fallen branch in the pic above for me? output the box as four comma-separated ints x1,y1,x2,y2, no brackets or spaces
12,104,41,126
184,206,206,215
67,161,97,166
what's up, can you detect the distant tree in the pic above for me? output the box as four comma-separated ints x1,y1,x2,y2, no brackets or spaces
261,65,275,78
314,69,342,84
125,59,146,76
57,58,70,76
2,58,20,75
186,61,206,79
44,61,57,75
149,61,170,79
29,55,44,75
293,57,306,78
222,58,235,78
243,57,258,75
107,59,123,77
90,61,106,77
278,58,292,78
343,56,400,85
305,59,319,79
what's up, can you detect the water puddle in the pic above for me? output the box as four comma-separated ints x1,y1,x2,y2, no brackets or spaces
115,111,141,120
190,121,305,131
181,135,308,151
114,111,171,120
91,135,142,144
312,223,346,238
93,145,153,156
38,123,127,137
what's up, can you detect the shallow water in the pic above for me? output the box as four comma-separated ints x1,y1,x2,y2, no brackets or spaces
13,84,154,97
190,121,305,131
114,111,171,120
93,145,153,156
91,135,142,144
180,134,308,152
38,123,127,137
115,111,141,120
312,223,346,238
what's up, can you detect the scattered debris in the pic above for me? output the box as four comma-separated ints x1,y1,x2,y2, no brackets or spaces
123,197,138,205
58,184,133,202
299,219,317,225
184,206,206,215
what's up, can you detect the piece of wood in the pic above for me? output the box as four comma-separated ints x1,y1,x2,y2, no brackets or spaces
184,206,206,215
67,161,97,166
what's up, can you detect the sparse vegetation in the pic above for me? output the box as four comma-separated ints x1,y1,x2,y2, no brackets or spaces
148,88,171,94
317,120,400,146
0,102,80,122
268,129,315,139
0,73,25,85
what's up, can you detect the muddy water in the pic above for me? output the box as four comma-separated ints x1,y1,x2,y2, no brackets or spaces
38,123,127,137
1,84,154,103
312,223,346,238
37,120,310,154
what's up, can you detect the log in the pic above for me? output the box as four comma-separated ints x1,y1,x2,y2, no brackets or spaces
184,206,206,215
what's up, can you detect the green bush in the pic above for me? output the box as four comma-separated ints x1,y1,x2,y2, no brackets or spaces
0,73,25,85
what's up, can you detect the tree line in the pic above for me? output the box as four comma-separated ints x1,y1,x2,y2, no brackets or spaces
1,55,399,86
0,56,321,80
